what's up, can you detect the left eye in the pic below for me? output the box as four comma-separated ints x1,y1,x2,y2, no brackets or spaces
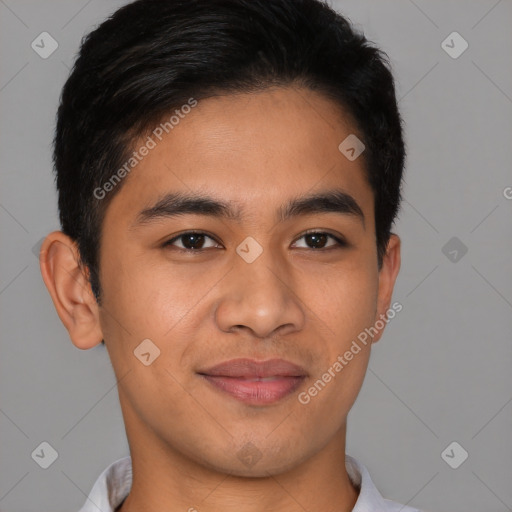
292,232,347,250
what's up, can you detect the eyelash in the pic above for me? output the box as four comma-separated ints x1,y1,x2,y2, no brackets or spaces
162,230,348,252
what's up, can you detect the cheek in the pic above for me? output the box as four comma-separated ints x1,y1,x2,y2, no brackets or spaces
333,275,378,339
98,247,219,360
300,258,377,402
303,257,379,340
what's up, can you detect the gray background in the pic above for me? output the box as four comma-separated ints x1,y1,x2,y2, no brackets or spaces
1,1,511,511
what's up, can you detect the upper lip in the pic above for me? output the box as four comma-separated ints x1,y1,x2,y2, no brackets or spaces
198,358,307,378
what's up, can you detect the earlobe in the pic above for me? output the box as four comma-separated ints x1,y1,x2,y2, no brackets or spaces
372,233,401,344
39,231,104,350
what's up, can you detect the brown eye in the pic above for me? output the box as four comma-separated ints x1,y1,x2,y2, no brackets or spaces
163,232,219,251
292,231,347,250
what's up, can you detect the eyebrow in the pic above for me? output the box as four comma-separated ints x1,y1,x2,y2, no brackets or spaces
130,189,365,230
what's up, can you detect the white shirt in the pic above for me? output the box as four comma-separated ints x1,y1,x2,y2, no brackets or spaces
77,454,422,512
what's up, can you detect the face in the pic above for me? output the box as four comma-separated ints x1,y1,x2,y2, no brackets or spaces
44,86,400,478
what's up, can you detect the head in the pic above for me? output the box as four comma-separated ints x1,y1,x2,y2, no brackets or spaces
41,0,404,477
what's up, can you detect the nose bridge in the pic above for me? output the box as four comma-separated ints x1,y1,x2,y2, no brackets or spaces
239,250,284,305
214,242,305,338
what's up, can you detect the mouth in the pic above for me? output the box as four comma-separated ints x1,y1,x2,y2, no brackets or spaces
197,358,307,406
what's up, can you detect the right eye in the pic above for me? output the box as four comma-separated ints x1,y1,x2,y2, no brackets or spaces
162,231,221,252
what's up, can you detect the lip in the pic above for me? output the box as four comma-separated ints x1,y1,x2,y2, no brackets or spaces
199,358,307,378
197,358,307,406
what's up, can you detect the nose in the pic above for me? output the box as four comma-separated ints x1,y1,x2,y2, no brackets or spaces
214,250,305,339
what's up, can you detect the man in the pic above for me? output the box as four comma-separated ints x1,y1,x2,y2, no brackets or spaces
40,0,421,510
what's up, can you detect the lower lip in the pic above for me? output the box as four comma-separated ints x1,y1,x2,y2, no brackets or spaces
200,375,305,405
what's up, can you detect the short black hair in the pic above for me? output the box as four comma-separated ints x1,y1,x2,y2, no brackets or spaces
54,0,406,312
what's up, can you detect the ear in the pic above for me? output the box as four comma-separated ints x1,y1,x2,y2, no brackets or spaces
39,231,104,349
371,233,401,343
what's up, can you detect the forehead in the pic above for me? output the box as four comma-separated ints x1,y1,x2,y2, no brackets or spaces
103,86,373,227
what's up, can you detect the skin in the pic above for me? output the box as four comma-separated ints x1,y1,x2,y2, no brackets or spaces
40,86,400,512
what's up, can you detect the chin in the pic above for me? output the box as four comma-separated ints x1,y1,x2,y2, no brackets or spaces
196,445,304,479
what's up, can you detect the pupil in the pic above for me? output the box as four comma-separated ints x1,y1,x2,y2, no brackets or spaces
307,233,327,248
183,234,204,249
